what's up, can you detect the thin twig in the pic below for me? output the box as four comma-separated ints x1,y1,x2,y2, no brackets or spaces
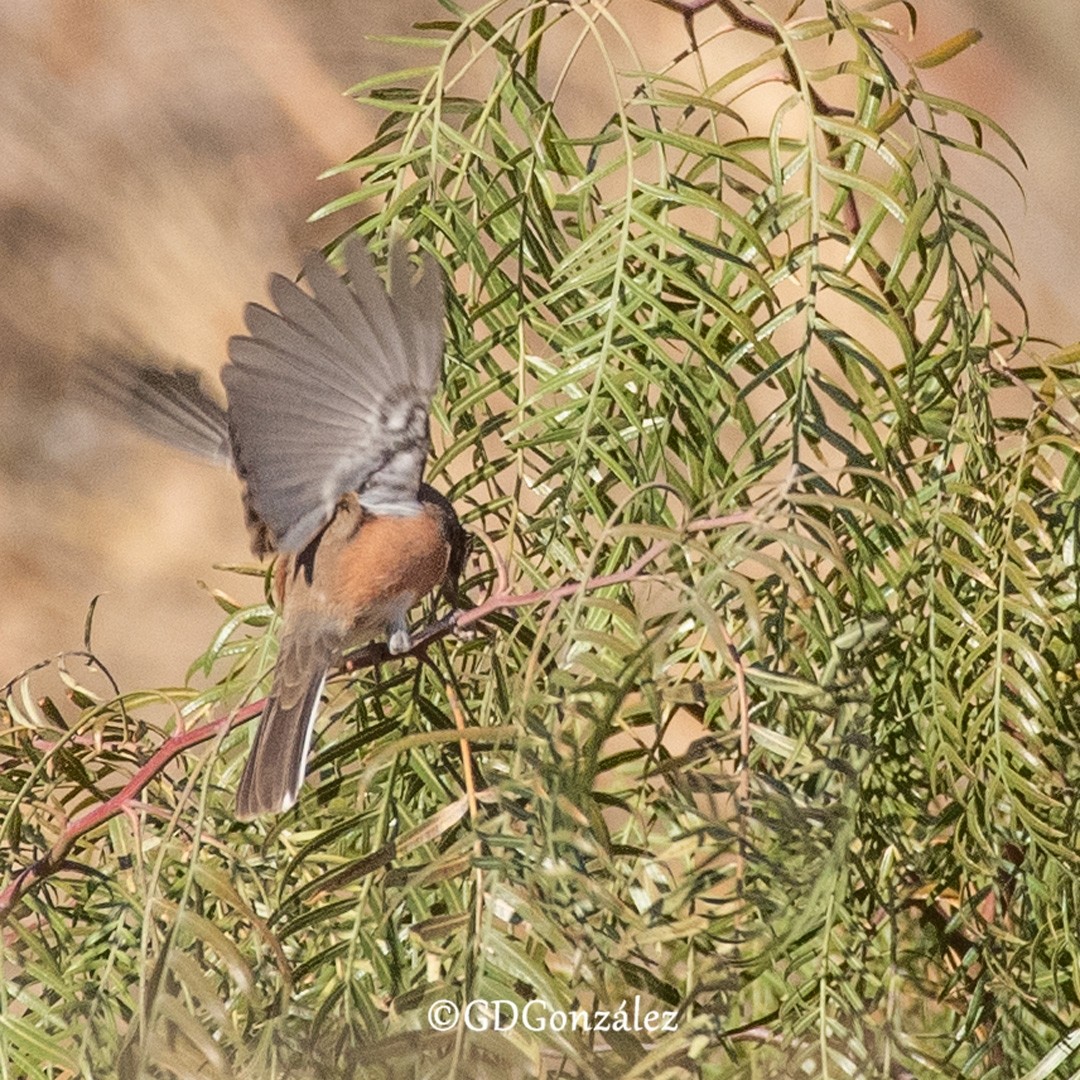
445,682,478,828
442,676,485,954
715,619,751,890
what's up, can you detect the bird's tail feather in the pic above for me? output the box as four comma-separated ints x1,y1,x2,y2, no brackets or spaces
235,668,327,819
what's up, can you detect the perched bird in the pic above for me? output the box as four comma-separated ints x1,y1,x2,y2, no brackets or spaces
83,238,466,818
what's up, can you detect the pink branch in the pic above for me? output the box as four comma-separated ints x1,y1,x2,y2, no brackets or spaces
0,700,264,922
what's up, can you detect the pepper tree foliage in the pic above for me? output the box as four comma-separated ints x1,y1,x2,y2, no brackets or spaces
4,0,1080,1077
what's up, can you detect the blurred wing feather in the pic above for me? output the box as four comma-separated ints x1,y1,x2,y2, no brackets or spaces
81,353,231,465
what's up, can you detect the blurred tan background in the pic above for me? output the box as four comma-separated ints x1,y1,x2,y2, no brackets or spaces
2,0,1077,694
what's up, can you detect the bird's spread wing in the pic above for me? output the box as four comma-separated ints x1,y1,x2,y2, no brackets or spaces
222,238,445,555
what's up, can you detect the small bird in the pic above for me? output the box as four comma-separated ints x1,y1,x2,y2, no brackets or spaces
83,238,466,819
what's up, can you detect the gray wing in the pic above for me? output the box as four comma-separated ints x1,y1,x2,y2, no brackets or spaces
222,238,445,554
81,352,232,465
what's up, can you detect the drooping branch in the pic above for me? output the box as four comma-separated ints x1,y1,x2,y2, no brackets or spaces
648,0,864,236
0,510,752,923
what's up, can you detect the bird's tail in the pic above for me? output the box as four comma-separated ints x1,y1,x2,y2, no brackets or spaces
235,667,327,819
81,351,232,465
235,615,343,819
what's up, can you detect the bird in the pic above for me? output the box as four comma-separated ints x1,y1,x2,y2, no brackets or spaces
82,237,467,819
